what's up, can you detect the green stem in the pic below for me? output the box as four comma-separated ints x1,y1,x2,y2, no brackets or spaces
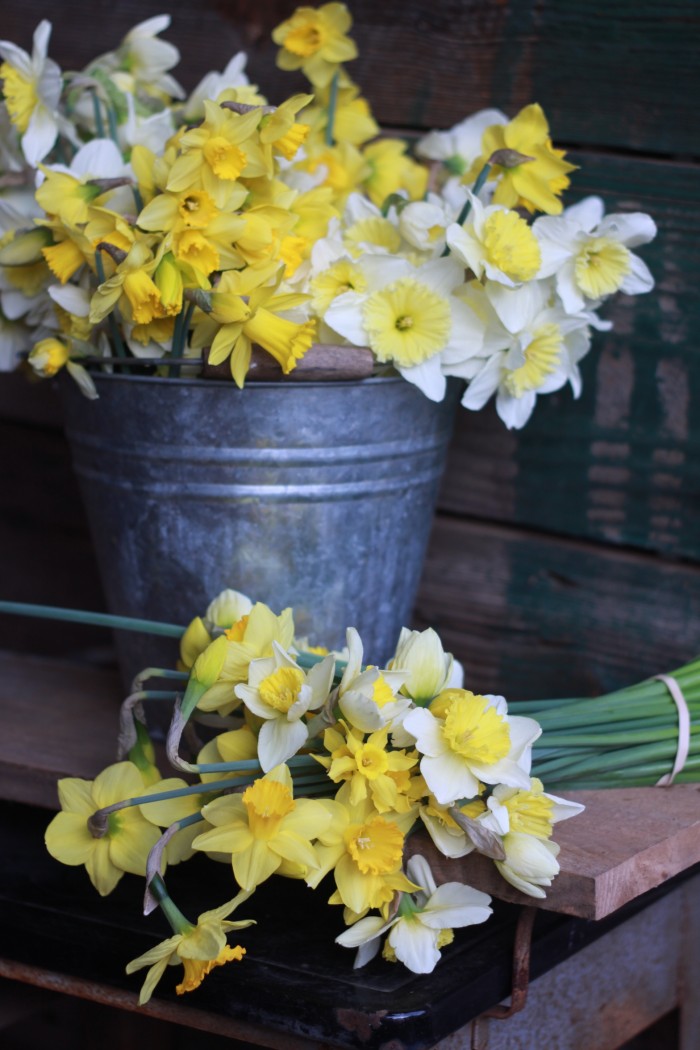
149,874,193,934
442,161,492,257
91,90,106,138
325,71,340,147
0,600,184,637
169,300,195,376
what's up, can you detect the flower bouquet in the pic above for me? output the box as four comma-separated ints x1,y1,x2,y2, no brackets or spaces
0,5,657,429
44,588,586,1000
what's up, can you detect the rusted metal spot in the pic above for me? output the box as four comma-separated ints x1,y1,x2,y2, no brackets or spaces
482,905,537,1020
336,1007,388,1042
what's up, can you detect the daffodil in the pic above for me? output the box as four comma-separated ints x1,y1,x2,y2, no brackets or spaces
306,783,418,920
126,892,253,1004
89,240,163,327
194,601,295,714
167,102,267,208
324,254,485,402
192,265,316,386
272,3,358,88
473,103,576,215
336,854,492,973
450,281,597,429
446,191,542,287
389,627,458,706
362,139,429,209
93,15,184,101
335,627,412,735
45,761,161,896
418,795,487,859
183,53,251,122
235,642,335,771
317,721,417,813
0,21,63,166
403,689,541,806
416,109,508,177
193,764,332,891
28,335,98,399
534,195,656,313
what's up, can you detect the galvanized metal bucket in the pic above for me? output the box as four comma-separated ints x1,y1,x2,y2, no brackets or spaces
60,372,459,681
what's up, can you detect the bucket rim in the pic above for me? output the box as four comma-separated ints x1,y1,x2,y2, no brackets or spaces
67,371,408,392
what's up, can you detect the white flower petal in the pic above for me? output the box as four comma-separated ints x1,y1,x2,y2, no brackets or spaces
258,717,308,773
389,918,441,974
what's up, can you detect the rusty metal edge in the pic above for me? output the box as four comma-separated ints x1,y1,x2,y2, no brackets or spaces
0,956,334,1050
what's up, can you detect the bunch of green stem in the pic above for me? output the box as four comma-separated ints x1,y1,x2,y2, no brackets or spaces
519,659,700,790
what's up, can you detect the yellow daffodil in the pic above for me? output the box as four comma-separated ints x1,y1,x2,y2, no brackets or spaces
273,4,357,88
362,139,429,209
193,764,332,891
28,335,98,399
473,104,576,215
317,722,418,813
89,240,163,326
126,892,253,1004
45,761,161,896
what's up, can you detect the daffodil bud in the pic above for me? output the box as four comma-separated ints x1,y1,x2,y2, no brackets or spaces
0,226,53,266
390,627,453,705
181,634,229,719
154,252,183,315
28,337,70,378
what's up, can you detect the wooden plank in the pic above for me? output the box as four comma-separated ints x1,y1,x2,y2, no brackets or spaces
415,514,700,699
3,1,699,157
439,152,700,560
411,785,700,920
0,651,121,808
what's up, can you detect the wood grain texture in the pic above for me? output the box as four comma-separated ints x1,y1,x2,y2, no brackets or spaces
409,784,700,920
3,1,699,156
440,151,700,560
414,514,700,699
0,651,121,808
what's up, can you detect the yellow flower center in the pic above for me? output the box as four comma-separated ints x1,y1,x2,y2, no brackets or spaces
258,666,305,713
0,63,38,133
346,816,404,875
42,240,85,284
504,781,555,839
225,614,250,643
355,742,389,780
203,136,247,181
176,945,246,995
482,209,541,282
174,230,220,276
279,234,309,277
362,277,451,367
275,122,310,161
284,22,325,57
505,323,562,398
439,691,511,766
123,271,163,325
243,778,295,839
178,190,218,229
575,236,631,299
372,673,395,709
311,260,367,314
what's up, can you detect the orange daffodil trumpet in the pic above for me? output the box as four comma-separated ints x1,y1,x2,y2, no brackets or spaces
1,8,654,427
44,585,584,992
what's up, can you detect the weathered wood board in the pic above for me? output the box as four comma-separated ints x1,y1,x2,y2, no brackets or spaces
411,783,700,920
0,651,121,808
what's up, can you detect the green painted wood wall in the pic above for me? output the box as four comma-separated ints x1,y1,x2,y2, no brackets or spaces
1,0,698,699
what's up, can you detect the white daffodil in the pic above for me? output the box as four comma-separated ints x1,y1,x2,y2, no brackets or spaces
324,254,485,402
403,690,541,806
336,627,412,735
336,854,492,973
398,195,457,257
120,93,175,155
446,190,542,287
96,16,184,100
447,280,598,430
496,833,560,898
534,195,656,314
235,642,335,772
389,627,456,706
416,109,507,178
0,21,63,167
183,53,251,122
